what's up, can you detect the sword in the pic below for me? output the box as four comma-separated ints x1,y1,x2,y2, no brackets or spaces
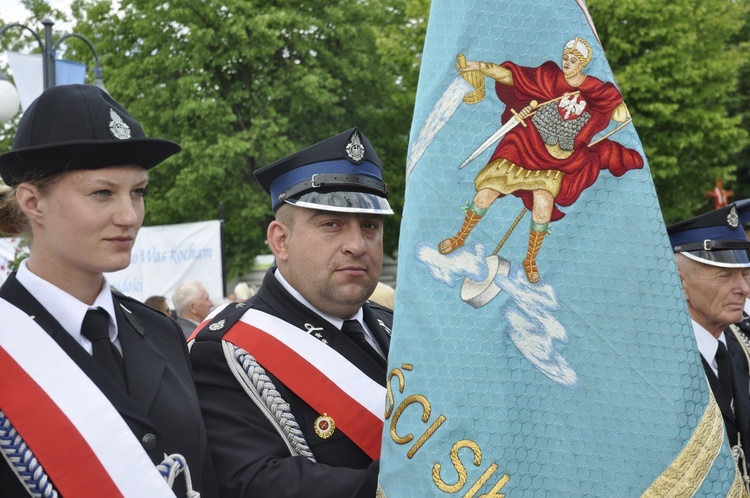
459,100,538,169
459,92,581,169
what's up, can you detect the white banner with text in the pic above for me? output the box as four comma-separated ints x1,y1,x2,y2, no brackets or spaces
1,220,224,305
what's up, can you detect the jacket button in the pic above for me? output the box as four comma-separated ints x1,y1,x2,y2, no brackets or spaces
141,433,157,450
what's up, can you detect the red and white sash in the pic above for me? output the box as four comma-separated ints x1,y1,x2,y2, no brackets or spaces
221,308,386,459
0,297,176,497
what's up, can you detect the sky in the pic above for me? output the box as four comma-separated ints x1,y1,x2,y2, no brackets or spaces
0,0,74,27
0,1,75,67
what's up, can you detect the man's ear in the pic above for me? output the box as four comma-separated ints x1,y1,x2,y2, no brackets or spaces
674,256,691,303
15,183,44,223
267,220,290,263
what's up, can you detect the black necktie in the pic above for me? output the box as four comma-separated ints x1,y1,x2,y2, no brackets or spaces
715,340,734,404
341,319,386,368
81,308,127,390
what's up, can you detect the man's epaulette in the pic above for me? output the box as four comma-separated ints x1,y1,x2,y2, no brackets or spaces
193,301,254,342
365,300,394,315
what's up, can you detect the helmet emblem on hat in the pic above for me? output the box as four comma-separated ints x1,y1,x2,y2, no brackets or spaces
109,108,131,140
728,205,739,228
345,131,365,163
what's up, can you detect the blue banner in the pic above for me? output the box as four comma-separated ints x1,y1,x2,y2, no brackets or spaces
55,58,87,86
379,0,743,496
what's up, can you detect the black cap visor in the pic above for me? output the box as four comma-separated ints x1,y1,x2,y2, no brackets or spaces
678,249,750,268
287,190,393,215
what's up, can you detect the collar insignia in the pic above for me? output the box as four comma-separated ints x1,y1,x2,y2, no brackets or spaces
208,319,225,331
377,318,392,337
109,108,131,140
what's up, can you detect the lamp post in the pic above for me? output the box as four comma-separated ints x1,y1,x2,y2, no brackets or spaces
0,18,105,122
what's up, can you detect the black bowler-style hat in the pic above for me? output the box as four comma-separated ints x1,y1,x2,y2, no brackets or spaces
0,84,180,186
667,203,750,268
254,127,393,215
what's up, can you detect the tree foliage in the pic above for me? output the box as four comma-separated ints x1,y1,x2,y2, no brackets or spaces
35,0,423,280
587,0,750,222
1,0,749,279
729,3,750,202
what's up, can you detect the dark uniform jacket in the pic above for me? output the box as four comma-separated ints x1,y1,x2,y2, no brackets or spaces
701,329,750,472
190,267,392,498
0,273,219,498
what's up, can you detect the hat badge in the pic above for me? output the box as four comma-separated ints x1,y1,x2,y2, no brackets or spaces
109,108,132,140
345,131,365,163
728,205,739,228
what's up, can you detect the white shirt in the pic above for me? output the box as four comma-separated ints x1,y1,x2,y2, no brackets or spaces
274,269,385,357
16,259,122,355
691,318,727,378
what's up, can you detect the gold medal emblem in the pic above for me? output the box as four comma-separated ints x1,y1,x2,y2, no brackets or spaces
314,413,335,439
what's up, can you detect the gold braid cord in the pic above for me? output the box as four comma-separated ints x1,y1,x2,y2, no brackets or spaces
732,468,750,498
376,484,387,498
456,54,486,104
641,390,746,497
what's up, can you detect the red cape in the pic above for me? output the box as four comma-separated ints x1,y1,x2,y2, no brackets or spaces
490,61,643,220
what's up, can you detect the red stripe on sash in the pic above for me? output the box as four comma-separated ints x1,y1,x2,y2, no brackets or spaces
0,347,123,497
225,322,383,459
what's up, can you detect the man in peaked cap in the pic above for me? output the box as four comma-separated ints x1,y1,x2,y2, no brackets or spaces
190,127,394,497
723,199,750,402
668,203,750,476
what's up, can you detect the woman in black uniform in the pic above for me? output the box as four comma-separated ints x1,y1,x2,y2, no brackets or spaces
0,84,218,498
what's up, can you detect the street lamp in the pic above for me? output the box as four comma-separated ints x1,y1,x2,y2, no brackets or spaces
0,18,105,121
0,70,19,122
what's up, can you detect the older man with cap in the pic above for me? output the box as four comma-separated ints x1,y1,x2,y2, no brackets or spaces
723,199,750,372
190,127,393,497
668,203,750,475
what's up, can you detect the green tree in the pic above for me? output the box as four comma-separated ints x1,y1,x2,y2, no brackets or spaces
588,0,750,222
3,0,749,276
60,0,423,280
729,3,750,202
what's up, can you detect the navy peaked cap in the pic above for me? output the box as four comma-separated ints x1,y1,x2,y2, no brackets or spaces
734,198,750,229
253,127,393,214
667,203,750,268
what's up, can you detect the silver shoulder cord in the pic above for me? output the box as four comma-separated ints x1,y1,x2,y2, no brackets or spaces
0,409,199,497
221,341,315,461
